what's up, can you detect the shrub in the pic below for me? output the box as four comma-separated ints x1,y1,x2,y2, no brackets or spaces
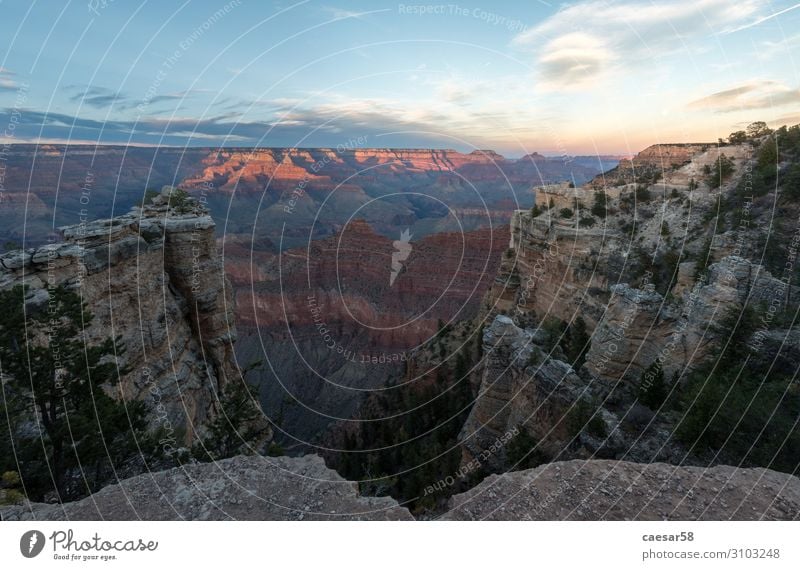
568,400,607,439
563,316,590,369
782,164,800,199
140,188,160,207
539,317,566,352
728,130,747,144
0,286,155,501
591,191,608,218
579,216,596,228
167,187,193,213
635,185,652,202
706,154,735,189
757,138,778,173
676,305,800,472
559,207,574,218
506,430,548,470
638,361,669,410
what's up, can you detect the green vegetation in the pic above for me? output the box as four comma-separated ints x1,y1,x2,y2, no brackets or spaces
563,316,590,369
579,216,596,228
140,188,160,207
783,164,800,199
635,185,652,202
559,207,574,218
567,399,607,439
728,130,747,144
675,306,800,473
536,316,589,370
705,154,735,189
505,429,549,470
166,187,193,213
630,246,681,296
637,361,669,410
694,237,713,281
0,471,24,505
747,121,772,139
0,286,159,501
193,379,270,461
333,327,480,513
591,190,608,218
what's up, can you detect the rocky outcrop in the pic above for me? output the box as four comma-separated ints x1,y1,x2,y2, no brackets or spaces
0,455,413,521
0,190,241,444
584,255,794,384
459,316,589,470
487,210,615,328
442,459,800,520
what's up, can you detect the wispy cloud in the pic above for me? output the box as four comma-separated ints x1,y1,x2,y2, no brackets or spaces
756,33,800,60
513,0,765,90
0,102,461,148
724,2,800,34
66,84,204,110
321,6,392,21
0,68,17,92
69,85,124,108
688,80,800,112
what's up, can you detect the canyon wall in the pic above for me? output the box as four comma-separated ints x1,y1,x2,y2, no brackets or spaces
227,219,509,444
460,138,799,468
0,191,242,444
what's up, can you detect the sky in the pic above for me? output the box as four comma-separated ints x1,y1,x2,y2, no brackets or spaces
0,0,799,156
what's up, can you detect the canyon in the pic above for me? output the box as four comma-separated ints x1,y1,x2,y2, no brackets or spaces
0,145,617,250
2,130,800,520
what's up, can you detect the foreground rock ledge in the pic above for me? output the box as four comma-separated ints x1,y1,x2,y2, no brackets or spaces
441,460,800,521
0,455,413,521
4,457,798,521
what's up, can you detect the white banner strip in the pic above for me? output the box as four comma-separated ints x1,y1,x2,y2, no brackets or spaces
1,521,799,569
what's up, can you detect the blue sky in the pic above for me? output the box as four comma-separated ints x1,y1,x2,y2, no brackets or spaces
1,0,799,155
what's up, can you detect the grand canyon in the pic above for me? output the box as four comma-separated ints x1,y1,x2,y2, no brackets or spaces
2,5,800,568
3,126,800,522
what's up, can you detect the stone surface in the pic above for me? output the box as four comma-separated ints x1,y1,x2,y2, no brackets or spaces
0,200,245,444
0,455,413,521
459,315,592,469
442,459,800,520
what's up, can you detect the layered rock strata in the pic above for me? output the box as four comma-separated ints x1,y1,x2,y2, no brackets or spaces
0,193,239,443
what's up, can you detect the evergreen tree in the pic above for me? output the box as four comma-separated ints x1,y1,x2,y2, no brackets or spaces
0,285,153,501
194,379,271,461
638,361,668,410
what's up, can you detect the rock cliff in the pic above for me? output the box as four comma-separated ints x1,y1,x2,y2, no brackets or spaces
442,459,800,520
5,456,797,521
461,137,800,469
1,455,412,521
0,188,241,444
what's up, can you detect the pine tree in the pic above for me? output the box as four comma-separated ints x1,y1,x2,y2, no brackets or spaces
0,285,152,501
